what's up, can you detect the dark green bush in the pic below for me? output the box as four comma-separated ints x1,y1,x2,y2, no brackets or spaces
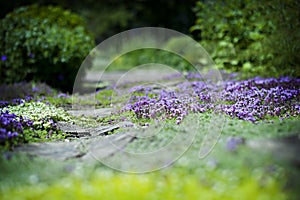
0,4,95,91
263,0,300,77
191,0,300,78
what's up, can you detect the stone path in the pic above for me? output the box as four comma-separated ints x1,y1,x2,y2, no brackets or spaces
14,69,176,162
15,107,136,161
66,108,113,118
15,106,300,167
13,70,300,167
85,67,182,84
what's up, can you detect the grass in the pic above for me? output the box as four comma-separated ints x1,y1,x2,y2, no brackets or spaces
0,168,289,200
1,114,299,199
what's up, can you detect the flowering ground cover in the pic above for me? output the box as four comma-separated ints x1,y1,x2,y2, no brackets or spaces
0,73,300,199
107,75,300,126
0,83,75,148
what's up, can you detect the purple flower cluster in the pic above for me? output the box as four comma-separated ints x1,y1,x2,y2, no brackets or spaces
1,55,7,61
0,110,33,142
125,90,191,124
123,76,300,123
220,77,300,122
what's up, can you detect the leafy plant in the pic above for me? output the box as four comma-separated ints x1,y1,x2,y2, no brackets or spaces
0,102,71,148
191,0,300,77
0,4,95,91
0,110,33,148
95,89,114,107
2,102,72,128
262,0,300,77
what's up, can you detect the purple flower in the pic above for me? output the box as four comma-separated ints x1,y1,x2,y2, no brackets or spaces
226,137,245,151
1,55,7,61
0,110,34,142
0,101,9,107
120,75,300,125
28,53,35,58
32,87,39,92
11,98,25,105
0,128,6,134
57,93,68,98
25,96,33,101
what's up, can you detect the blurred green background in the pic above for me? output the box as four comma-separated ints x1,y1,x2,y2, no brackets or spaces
0,0,299,92
0,0,196,42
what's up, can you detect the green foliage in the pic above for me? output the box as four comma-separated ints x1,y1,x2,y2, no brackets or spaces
95,89,114,107
0,4,95,91
20,128,66,144
191,0,300,77
80,4,134,41
263,0,300,76
43,96,72,107
164,37,200,68
0,0,196,42
2,102,72,129
107,48,194,72
1,102,71,144
0,169,288,200
101,35,216,72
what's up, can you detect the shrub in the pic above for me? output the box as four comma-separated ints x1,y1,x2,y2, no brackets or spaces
191,0,300,78
0,4,95,91
263,0,300,77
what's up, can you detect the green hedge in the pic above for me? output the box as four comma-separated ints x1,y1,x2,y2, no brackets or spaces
0,5,95,91
191,0,300,78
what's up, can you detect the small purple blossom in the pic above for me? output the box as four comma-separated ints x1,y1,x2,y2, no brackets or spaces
0,110,34,143
57,93,68,98
1,55,7,61
121,75,300,124
226,137,245,151
28,53,35,58
32,87,39,92
0,101,9,107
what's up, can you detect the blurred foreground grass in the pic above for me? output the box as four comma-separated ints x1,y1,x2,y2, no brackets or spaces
1,115,299,200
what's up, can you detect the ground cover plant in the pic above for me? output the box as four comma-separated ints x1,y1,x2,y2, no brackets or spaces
0,73,300,199
0,101,71,149
0,82,77,149
111,75,300,125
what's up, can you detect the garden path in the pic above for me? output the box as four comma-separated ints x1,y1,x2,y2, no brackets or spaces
15,69,172,162
14,69,300,167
